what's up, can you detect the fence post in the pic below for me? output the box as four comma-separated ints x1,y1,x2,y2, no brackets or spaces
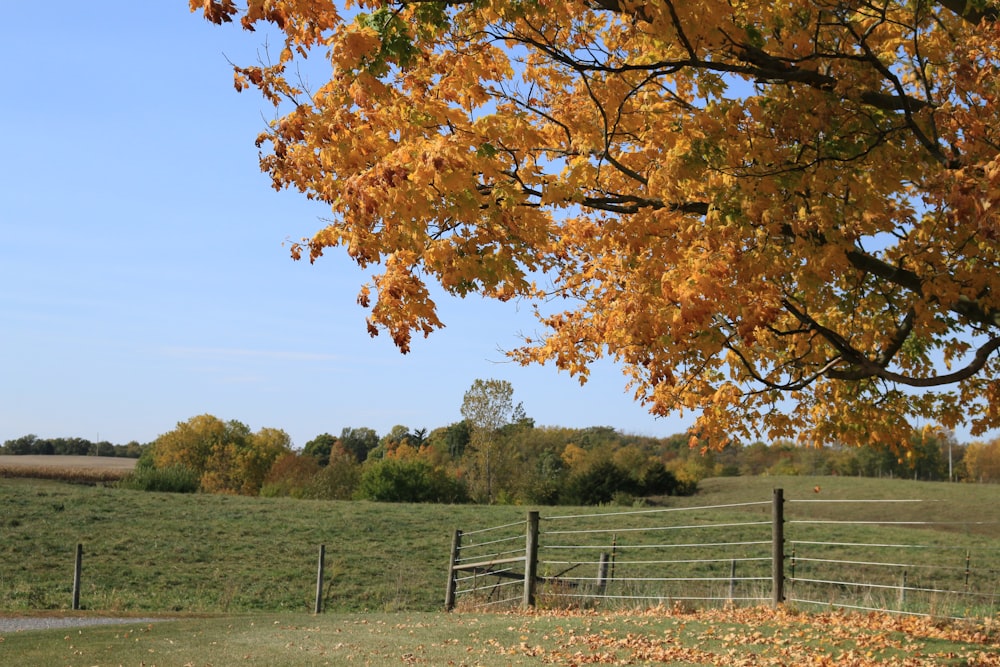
772,488,784,607
315,545,326,614
72,543,83,610
728,559,737,601
523,511,539,608
597,552,610,595
445,529,462,611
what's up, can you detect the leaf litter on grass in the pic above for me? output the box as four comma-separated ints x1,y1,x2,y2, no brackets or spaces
478,605,1000,666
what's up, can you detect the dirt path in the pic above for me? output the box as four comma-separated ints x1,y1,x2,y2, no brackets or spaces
0,616,169,633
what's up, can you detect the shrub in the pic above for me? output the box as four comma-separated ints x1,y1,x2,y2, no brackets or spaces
560,461,637,505
260,453,321,498
355,458,468,503
636,462,680,496
117,464,200,493
303,451,361,500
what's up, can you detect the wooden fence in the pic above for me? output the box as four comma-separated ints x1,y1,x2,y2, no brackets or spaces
445,488,1000,619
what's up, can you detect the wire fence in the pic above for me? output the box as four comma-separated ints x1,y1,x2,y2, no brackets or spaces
785,499,1000,619
446,517,530,609
445,490,1000,619
536,499,776,608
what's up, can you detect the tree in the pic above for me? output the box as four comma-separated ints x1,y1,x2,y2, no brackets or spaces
963,437,1000,482
151,414,229,475
460,378,520,502
338,426,380,463
194,0,1000,447
241,426,294,493
3,435,37,455
440,421,471,459
305,446,362,499
260,452,321,497
303,432,337,466
151,415,292,494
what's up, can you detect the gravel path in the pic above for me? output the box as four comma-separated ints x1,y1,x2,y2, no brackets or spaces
0,616,169,633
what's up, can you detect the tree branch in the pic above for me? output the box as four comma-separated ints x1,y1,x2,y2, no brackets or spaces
782,297,1000,387
845,248,1000,330
934,0,999,23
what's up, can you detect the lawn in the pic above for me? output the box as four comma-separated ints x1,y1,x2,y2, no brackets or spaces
2,608,998,666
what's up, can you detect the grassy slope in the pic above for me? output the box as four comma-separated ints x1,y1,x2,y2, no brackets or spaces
0,478,524,613
0,476,998,614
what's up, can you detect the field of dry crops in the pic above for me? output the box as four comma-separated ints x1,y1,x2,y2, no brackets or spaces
0,455,136,483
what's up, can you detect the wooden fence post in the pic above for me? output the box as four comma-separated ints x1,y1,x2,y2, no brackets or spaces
728,559,737,601
315,545,325,614
445,529,462,611
597,552,610,595
72,543,83,610
772,488,784,607
523,511,539,608
899,570,908,608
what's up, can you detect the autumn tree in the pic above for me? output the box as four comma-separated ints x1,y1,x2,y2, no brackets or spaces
260,452,322,497
151,414,292,494
193,0,1000,447
960,437,1000,481
460,378,521,502
151,414,230,474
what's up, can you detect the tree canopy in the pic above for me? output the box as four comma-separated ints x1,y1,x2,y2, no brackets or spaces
192,0,1000,447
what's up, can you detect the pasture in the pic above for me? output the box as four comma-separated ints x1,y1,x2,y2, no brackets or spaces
0,472,998,615
1,471,999,664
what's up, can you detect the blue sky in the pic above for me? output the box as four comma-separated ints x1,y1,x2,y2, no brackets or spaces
0,2,697,447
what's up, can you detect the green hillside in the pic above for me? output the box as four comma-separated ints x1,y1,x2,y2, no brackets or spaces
1,476,997,614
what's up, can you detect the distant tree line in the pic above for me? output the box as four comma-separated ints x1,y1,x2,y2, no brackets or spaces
1,434,143,458
5,383,1000,503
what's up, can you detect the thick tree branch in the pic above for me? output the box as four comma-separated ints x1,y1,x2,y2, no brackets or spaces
845,249,1000,329
783,297,1000,387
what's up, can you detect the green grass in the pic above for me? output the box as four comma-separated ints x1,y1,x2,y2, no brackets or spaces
2,608,998,666
0,478,523,613
1,476,998,617
444,476,1000,618
3,476,1000,665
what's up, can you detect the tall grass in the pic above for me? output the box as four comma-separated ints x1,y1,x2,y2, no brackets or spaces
115,464,200,493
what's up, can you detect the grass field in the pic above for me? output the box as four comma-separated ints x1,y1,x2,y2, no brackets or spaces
1,474,998,616
2,473,999,665
449,476,1000,619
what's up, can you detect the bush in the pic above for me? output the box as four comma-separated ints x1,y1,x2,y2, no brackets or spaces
303,450,361,500
117,464,200,493
560,461,637,505
636,462,680,496
260,453,321,498
355,459,468,503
